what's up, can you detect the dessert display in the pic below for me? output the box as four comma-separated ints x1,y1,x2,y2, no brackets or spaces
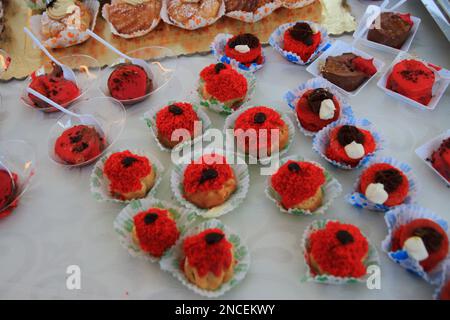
386,59,435,106
167,0,222,26
182,228,234,290
367,12,414,49
224,33,263,66
132,207,180,257
0,169,17,211
430,137,450,182
54,125,106,165
283,22,322,62
183,154,237,209
103,150,156,201
321,53,377,92
107,63,153,101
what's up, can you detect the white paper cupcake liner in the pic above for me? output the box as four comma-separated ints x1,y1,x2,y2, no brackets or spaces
159,218,250,297
29,0,100,49
90,149,164,205
265,155,342,216
269,21,331,65
170,149,249,218
312,117,385,170
143,101,212,153
382,204,449,285
281,0,316,9
113,198,198,263
211,33,265,73
283,77,354,137
225,1,281,23
433,258,450,300
346,156,419,212
223,105,296,165
161,0,225,30
301,219,380,285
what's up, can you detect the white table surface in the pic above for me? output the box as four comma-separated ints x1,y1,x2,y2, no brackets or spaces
0,0,449,300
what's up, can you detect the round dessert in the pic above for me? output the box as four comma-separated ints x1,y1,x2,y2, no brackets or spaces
430,137,450,182
391,218,449,272
283,22,322,62
440,280,450,300
183,154,237,209
103,150,156,201
0,170,16,210
54,125,106,165
29,63,80,109
224,33,263,66
155,102,200,149
225,0,275,13
107,63,153,101
234,106,289,158
132,208,180,258
359,163,409,207
182,228,234,290
271,161,326,211
306,221,369,278
295,88,341,132
325,125,376,167
199,63,248,110
368,12,414,49
387,59,435,106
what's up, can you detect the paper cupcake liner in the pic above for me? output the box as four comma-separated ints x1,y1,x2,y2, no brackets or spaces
265,155,342,216
29,0,100,49
346,156,419,212
269,21,331,65
143,101,212,153
161,0,225,30
223,105,296,165
211,33,265,73
281,0,316,9
170,148,249,219
90,149,164,205
301,219,380,285
382,204,449,285
283,77,354,137
159,218,250,298
433,258,450,300
26,0,46,11
225,1,281,23
113,198,199,263
312,117,385,170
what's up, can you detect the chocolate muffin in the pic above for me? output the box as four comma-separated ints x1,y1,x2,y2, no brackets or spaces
367,12,413,49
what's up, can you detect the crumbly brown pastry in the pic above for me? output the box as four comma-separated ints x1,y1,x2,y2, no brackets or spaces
168,0,221,23
225,0,274,13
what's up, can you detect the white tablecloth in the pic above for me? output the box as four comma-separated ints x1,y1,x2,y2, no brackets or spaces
0,0,449,299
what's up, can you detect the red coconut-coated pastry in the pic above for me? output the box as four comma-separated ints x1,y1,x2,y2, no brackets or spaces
224,33,263,66
107,63,153,101
391,219,449,272
182,228,234,290
155,102,200,149
234,106,289,157
29,63,80,109
352,57,377,77
199,63,248,110
387,60,435,106
440,281,450,300
430,138,450,182
103,150,155,201
131,208,180,257
0,170,18,217
271,161,326,211
183,154,237,209
307,221,369,278
296,88,341,132
283,22,322,62
54,125,106,165
326,125,376,167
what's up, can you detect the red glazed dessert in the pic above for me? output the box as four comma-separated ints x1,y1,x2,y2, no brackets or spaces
306,221,369,278
359,163,409,206
183,154,237,209
132,208,180,257
234,106,289,157
224,33,263,66
440,281,450,300
155,102,200,149
296,88,341,132
54,125,106,165
368,12,414,49
29,63,80,110
199,63,248,110
283,22,322,62
103,150,155,201
387,59,435,106
107,63,153,101
271,161,326,211
325,125,376,167
391,219,449,272
182,228,234,290
430,138,450,182
0,169,18,218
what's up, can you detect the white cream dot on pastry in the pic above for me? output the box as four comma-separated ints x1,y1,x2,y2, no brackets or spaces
234,44,251,53
403,236,429,262
319,99,336,120
365,183,388,205
344,141,365,159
